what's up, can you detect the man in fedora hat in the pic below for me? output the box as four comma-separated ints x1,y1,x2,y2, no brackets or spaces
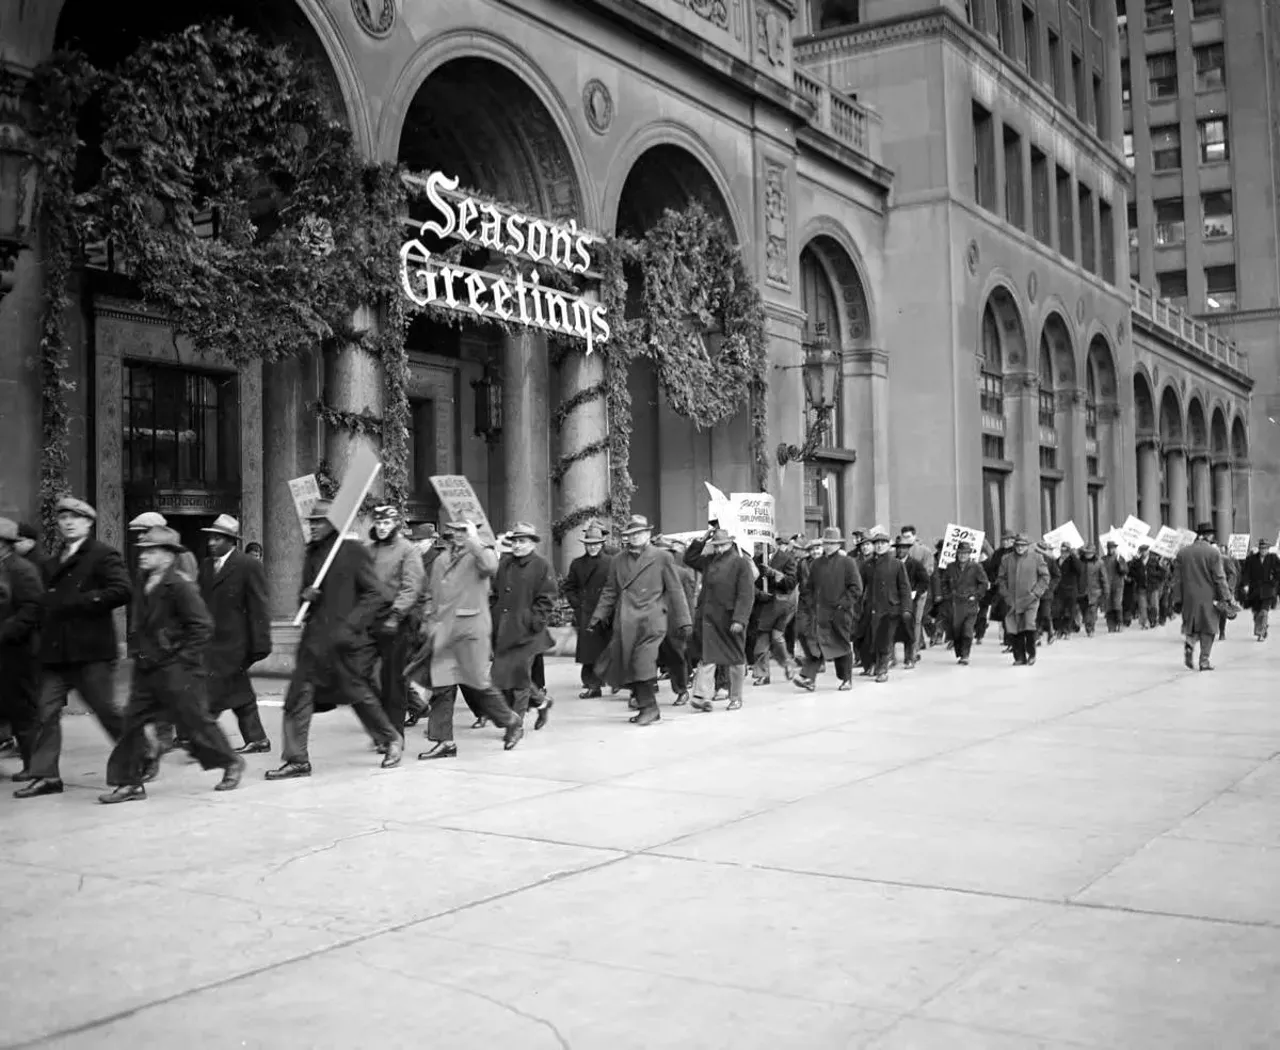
0,517,44,780
748,533,799,686
198,514,272,754
17,496,132,799
1173,522,1235,670
563,522,614,699
128,512,199,581
266,499,403,780
997,534,1050,666
1239,535,1280,642
684,528,755,711
794,526,862,691
858,528,911,683
1102,540,1128,633
491,522,558,730
939,540,989,665
590,514,691,726
414,518,525,760
890,533,930,670
366,505,425,734
99,526,245,803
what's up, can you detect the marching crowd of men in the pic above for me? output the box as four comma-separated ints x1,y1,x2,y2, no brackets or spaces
0,492,1273,804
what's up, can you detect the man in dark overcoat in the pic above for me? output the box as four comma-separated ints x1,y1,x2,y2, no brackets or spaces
368,505,426,736
1053,542,1082,639
939,540,989,664
1172,522,1234,670
198,514,272,753
979,534,1014,645
1130,545,1152,627
563,522,613,698
1102,541,1127,633
1078,545,1109,638
16,497,132,799
685,529,754,712
891,534,930,670
491,522,558,730
590,515,691,726
794,526,862,692
266,500,402,780
1034,543,1060,646
863,528,912,683
1239,536,1280,642
998,534,1050,666
657,536,697,706
0,518,44,780
748,536,798,686
100,526,244,803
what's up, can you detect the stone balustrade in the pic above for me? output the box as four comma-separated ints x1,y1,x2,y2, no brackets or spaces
1130,280,1248,378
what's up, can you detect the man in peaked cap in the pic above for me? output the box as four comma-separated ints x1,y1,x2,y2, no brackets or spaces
563,522,614,699
366,505,425,735
997,533,1050,666
100,526,245,803
198,514,273,754
16,496,132,799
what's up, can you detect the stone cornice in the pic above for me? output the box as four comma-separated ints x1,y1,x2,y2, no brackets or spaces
796,126,893,194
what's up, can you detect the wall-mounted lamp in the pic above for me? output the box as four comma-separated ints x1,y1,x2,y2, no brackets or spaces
472,361,503,445
776,333,848,467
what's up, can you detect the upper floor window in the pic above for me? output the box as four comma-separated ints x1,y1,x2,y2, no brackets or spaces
973,103,998,212
1158,269,1188,307
1205,265,1237,312
1023,5,1040,79
1127,202,1140,252
1151,124,1181,170
1194,45,1225,91
1123,132,1136,169
1202,191,1233,239
1192,0,1222,17
996,0,1017,59
1145,0,1174,28
1198,117,1229,163
814,0,860,30
1147,53,1178,99
1073,53,1088,118
1048,30,1064,101
1121,60,1131,103
1154,198,1185,246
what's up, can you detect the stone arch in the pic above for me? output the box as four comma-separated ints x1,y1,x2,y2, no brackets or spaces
799,235,872,348
799,216,877,345
381,29,595,224
1133,370,1156,434
1187,397,1209,453
1159,385,1184,445
1210,405,1229,454
979,281,1028,373
1231,415,1249,461
1087,333,1118,404
1037,311,1077,390
604,121,743,242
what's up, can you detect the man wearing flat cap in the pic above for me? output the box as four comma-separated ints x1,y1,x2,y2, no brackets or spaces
939,540,989,665
684,528,755,711
563,523,614,699
16,496,132,799
1239,536,1280,642
199,514,272,754
367,505,425,735
100,527,244,803
794,526,863,691
1102,541,1128,633
996,534,1050,666
860,528,912,683
489,522,558,732
0,517,45,781
1173,522,1236,670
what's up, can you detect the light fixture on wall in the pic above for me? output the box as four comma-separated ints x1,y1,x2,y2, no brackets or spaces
0,71,40,304
776,331,850,467
472,360,503,445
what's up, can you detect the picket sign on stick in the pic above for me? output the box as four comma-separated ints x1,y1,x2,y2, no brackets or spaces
293,446,383,627
938,523,985,569
1228,533,1250,559
287,474,321,540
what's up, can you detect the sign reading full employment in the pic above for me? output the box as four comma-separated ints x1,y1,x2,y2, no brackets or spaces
938,523,985,569
729,492,776,549
287,474,321,538
1228,534,1251,559
429,475,496,545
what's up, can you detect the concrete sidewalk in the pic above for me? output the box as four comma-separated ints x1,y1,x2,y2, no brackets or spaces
3,625,1278,1048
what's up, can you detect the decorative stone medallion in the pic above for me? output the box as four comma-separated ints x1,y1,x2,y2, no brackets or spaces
966,240,979,275
1027,271,1038,303
1076,297,1086,324
351,0,395,38
1116,319,1126,342
583,80,613,135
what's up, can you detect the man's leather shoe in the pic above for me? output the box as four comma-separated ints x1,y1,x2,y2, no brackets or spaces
578,687,602,699
215,756,246,791
470,717,488,729
11,769,35,783
380,740,403,768
264,762,312,781
690,697,713,712
419,742,457,760
1183,644,1195,670
673,690,691,705
235,740,271,755
99,785,145,804
141,756,161,783
14,778,63,798
794,677,815,692
503,723,525,751
838,679,853,691
874,672,889,683
630,706,661,726
534,697,554,731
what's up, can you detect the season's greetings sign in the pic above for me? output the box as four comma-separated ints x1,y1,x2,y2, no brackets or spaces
399,172,610,352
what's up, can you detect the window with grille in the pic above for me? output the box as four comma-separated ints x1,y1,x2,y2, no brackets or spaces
1194,45,1225,92
981,306,1006,437
1202,191,1233,239
124,364,232,488
983,434,1006,460
1151,125,1181,171
1154,198,1185,246
1198,118,1228,163
1205,265,1236,312
1147,53,1178,100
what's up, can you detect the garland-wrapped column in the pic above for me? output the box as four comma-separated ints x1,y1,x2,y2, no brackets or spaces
325,306,383,489
502,329,551,538
555,348,609,569
263,355,310,617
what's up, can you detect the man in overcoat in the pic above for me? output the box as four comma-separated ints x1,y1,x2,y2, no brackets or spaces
563,523,613,698
16,497,132,799
590,514,691,726
748,536,799,686
1239,536,1280,642
198,514,272,753
414,520,524,759
684,529,754,712
1172,522,1234,670
794,526,862,692
491,522,557,729
939,540,989,665
1130,545,1152,627
265,500,403,780
658,536,697,706
0,518,44,780
1102,541,1127,633
100,527,244,803
367,505,425,735
1053,542,1082,639
892,534,930,670
1078,545,1110,638
997,534,1050,666
862,528,911,683
1219,545,1241,641
1034,543,1060,646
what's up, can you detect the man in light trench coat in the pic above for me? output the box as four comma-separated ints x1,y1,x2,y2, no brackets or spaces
997,533,1050,667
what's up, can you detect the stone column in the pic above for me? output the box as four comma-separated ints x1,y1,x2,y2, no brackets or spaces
847,347,891,529
765,302,806,537
1165,445,1188,530
502,330,550,537
1059,389,1087,525
557,348,609,571
1137,439,1160,527
1097,403,1123,529
1190,454,1211,527
324,308,383,486
1009,373,1041,534
263,355,308,618
1212,459,1232,543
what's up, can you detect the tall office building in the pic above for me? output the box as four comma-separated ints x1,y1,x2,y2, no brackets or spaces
1121,0,1278,526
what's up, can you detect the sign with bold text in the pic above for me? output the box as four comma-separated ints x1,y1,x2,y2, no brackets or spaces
1228,534,1250,559
287,474,321,539
429,475,496,545
938,523,985,569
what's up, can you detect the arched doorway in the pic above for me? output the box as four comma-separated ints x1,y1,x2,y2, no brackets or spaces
1085,335,1119,539
1231,415,1251,531
397,56,584,539
978,287,1026,540
1187,397,1210,527
1211,407,1231,539
1159,387,1186,529
798,236,872,536
1037,313,1075,535
1133,371,1157,525
614,144,737,528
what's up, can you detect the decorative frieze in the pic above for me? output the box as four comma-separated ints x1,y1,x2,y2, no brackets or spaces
763,160,789,288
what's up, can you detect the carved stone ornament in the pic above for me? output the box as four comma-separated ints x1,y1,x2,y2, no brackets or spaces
1116,319,1127,342
966,240,979,275
685,0,730,29
1027,271,1038,303
583,80,613,135
764,160,789,288
756,7,788,67
1076,297,1086,324
351,0,395,38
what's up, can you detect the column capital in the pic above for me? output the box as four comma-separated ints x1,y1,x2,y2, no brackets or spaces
1055,388,1086,411
1136,431,1160,450
1006,371,1039,393
1163,442,1187,457
1096,402,1122,423
1211,454,1232,469
1187,448,1211,464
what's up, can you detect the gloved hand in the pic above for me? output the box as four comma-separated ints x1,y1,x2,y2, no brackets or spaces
729,621,744,636
588,618,603,633
676,623,693,641
300,586,322,603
